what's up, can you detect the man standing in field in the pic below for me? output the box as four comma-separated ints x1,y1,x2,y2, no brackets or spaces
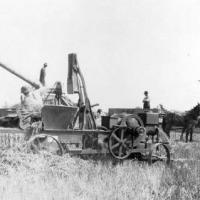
143,91,150,111
39,63,47,87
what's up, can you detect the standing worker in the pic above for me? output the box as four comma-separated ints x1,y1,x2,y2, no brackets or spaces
54,81,62,105
39,63,47,86
19,86,42,136
20,86,30,108
143,91,150,111
20,86,42,111
95,109,103,127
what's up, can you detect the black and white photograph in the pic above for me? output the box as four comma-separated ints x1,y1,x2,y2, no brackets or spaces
0,0,199,199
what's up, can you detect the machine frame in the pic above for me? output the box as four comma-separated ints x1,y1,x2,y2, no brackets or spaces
0,54,171,164
26,54,170,164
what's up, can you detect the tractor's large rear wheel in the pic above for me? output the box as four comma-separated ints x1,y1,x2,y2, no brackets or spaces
109,127,132,159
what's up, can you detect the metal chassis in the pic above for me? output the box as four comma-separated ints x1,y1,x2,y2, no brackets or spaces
37,129,110,155
37,128,170,158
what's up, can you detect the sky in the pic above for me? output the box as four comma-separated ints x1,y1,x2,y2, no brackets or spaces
0,0,200,112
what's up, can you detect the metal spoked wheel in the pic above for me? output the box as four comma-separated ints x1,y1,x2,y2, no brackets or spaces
148,143,170,165
109,127,132,160
27,134,63,156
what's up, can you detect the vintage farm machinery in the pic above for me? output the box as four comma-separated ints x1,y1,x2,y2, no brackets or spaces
24,54,170,164
0,54,171,164
102,109,170,163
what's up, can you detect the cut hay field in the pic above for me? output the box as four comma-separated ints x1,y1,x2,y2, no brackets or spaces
0,131,200,200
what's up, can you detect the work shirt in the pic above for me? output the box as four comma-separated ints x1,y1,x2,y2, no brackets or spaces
21,92,42,112
143,96,150,110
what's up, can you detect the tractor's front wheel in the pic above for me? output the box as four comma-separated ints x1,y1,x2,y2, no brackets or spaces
148,143,170,165
27,134,63,156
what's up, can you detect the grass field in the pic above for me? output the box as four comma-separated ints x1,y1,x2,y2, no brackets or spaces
0,131,200,199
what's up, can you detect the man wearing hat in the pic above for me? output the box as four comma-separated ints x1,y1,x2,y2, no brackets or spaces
20,86,42,111
143,91,150,110
95,108,103,127
20,86,30,108
39,63,47,86
19,86,42,130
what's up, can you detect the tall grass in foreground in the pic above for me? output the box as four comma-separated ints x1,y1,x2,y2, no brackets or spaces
0,148,165,200
0,132,200,199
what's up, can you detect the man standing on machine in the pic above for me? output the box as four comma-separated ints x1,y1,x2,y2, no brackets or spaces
39,63,47,86
143,91,150,111
54,81,62,105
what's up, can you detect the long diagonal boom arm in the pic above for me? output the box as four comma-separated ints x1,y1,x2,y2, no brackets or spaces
0,62,40,89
